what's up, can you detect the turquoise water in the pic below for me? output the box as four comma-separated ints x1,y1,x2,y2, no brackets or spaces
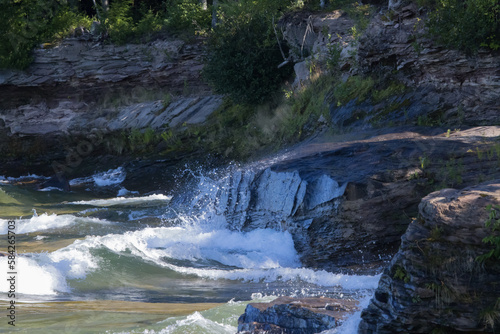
0,167,378,333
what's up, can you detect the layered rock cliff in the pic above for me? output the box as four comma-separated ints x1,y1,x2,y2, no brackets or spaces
173,126,500,272
358,181,500,333
0,37,221,136
0,36,222,176
280,4,500,129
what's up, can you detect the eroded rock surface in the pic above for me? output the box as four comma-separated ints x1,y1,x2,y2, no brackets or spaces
281,5,500,128
181,126,500,272
359,181,500,333
0,38,208,98
0,37,221,137
267,126,500,270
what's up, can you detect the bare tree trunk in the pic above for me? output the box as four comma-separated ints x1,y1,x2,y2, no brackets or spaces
212,0,218,27
200,0,208,10
92,0,109,22
102,0,109,12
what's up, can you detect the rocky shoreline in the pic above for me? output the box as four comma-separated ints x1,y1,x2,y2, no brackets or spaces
1,2,500,333
359,181,500,333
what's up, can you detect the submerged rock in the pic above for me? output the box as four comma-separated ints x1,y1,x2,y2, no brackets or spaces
39,174,71,192
238,296,358,334
359,181,500,333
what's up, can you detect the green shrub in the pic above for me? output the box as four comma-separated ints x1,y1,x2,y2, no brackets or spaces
427,0,500,54
477,204,500,263
372,81,406,103
106,0,135,44
326,40,342,71
165,0,211,34
333,75,374,106
0,1,89,69
203,0,294,104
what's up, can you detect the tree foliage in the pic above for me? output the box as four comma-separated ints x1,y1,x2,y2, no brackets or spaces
203,0,294,104
427,0,500,54
0,0,213,69
0,0,88,69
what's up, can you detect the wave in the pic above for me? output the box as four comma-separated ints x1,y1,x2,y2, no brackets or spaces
68,194,171,207
0,256,70,295
148,311,236,334
0,173,49,182
0,224,379,299
0,213,110,235
70,167,126,187
38,186,63,192
111,295,276,334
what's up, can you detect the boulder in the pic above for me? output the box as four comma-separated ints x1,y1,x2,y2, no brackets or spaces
39,174,71,191
359,181,500,333
238,296,358,334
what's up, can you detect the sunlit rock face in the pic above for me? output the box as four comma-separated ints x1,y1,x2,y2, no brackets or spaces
184,166,347,263
359,181,500,333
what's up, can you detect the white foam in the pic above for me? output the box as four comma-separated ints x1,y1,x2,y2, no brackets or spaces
0,241,99,296
68,194,171,207
69,167,126,187
117,187,139,196
93,167,126,187
69,176,93,186
322,293,375,334
38,186,63,192
5,173,49,182
43,239,100,279
0,256,70,295
0,174,49,185
0,213,110,235
146,311,236,334
115,226,301,270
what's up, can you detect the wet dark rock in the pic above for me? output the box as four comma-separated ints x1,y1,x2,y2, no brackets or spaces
179,125,500,272
237,296,358,334
358,181,500,333
39,174,71,192
270,126,500,270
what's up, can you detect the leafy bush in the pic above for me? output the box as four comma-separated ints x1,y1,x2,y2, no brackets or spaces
106,0,136,44
203,0,294,104
477,204,500,263
333,75,374,105
372,81,406,103
427,0,500,53
0,1,88,69
165,0,211,34
103,0,212,44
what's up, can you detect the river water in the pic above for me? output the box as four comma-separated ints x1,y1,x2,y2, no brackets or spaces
0,163,379,333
